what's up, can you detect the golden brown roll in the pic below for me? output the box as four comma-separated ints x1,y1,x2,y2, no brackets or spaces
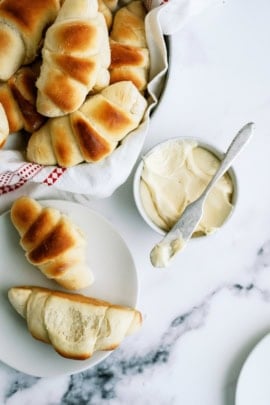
27,81,148,167
10,196,94,290
0,0,61,81
109,0,150,91
0,62,46,147
8,286,142,360
36,0,111,117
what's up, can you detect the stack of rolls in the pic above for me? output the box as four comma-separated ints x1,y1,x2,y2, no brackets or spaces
3,0,148,360
8,196,143,360
0,0,150,167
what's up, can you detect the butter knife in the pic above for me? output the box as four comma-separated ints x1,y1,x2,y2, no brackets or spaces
150,122,254,268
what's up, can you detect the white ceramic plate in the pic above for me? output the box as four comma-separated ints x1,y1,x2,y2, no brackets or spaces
0,199,138,377
235,333,270,405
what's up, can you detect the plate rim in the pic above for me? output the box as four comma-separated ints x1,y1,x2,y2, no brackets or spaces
235,332,270,404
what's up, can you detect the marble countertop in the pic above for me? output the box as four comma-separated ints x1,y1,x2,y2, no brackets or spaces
1,0,270,404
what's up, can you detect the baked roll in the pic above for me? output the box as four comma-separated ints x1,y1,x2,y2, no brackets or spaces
10,196,94,290
98,0,118,28
98,0,113,29
0,0,61,81
27,81,148,167
8,286,142,360
109,1,150,91
36,0,111,117
103,0,118,11
0,103,9,148
0,63,46,146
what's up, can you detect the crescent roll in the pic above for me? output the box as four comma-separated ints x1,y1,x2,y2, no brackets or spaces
27,81,147,167
36,0,111,117
0,0,61,81
8,286,142,360
10,196,94,290
0,63,46,147
109,1,150,91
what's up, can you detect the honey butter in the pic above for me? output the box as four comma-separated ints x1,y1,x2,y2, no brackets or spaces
140,140,234,236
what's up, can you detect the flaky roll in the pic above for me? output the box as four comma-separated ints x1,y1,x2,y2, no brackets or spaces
10,197,94,290
8,286,142,360
0,63,46,147
36,0,111,117
109,1,150,91
27,81,148,167
0,0,61,81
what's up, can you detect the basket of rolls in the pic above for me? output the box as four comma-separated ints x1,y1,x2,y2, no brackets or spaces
0,0,168,199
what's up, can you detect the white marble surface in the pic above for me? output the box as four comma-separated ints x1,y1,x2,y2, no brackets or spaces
1,0,270,404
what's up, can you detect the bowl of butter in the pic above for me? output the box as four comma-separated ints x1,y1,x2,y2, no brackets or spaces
133,138,237,237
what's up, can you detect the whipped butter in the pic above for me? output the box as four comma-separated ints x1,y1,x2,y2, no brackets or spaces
150,235,186,268
140,140,234,235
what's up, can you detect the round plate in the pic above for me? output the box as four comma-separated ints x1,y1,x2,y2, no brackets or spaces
0,199,138,377
235,333,270,405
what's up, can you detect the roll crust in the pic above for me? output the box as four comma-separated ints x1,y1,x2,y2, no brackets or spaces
8,286,142,360
0,63,46,145
109,1,149,91
0,0,61,80
27,81,147,167
36,0,111,117
10,196,94,290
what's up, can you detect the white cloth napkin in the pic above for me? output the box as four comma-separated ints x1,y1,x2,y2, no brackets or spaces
0,0,218,213
146,0,219,35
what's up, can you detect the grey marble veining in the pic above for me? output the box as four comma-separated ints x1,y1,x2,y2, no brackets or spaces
1,1,270,403
2,238,270,404
4,372,39,402
2,301,209,404
3,239,270,405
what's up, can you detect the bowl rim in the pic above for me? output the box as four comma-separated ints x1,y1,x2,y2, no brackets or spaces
133,136,239,236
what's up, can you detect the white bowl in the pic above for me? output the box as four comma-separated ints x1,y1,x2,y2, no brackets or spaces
133,137,238,236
